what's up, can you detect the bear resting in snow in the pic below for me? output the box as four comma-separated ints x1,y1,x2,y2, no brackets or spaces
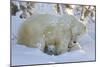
17,14,86,56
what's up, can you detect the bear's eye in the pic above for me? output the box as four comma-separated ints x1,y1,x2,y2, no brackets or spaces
73,41,76,43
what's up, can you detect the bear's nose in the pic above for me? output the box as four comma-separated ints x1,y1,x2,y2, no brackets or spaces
50,50,53,53
48,50,55,55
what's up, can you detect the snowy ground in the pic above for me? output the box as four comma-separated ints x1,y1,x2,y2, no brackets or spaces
11,3,96,66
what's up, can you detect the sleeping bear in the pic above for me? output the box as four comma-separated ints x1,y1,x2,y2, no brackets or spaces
17,14,87,56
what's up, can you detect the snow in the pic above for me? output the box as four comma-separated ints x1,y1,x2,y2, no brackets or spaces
11,3,96,66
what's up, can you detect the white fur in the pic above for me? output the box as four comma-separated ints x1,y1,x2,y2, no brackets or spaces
17,14,86,55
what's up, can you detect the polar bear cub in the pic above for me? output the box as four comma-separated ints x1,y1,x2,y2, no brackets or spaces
17,14,86,55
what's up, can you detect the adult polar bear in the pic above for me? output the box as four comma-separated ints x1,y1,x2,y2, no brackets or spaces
17,14,86,55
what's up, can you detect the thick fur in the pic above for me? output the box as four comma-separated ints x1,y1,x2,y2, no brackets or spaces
17,14,86,55
17,14,56,50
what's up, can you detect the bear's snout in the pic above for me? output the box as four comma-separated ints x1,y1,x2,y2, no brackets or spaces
44,44,57,55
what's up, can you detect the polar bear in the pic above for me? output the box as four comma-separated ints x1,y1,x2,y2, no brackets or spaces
17,14,86,55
